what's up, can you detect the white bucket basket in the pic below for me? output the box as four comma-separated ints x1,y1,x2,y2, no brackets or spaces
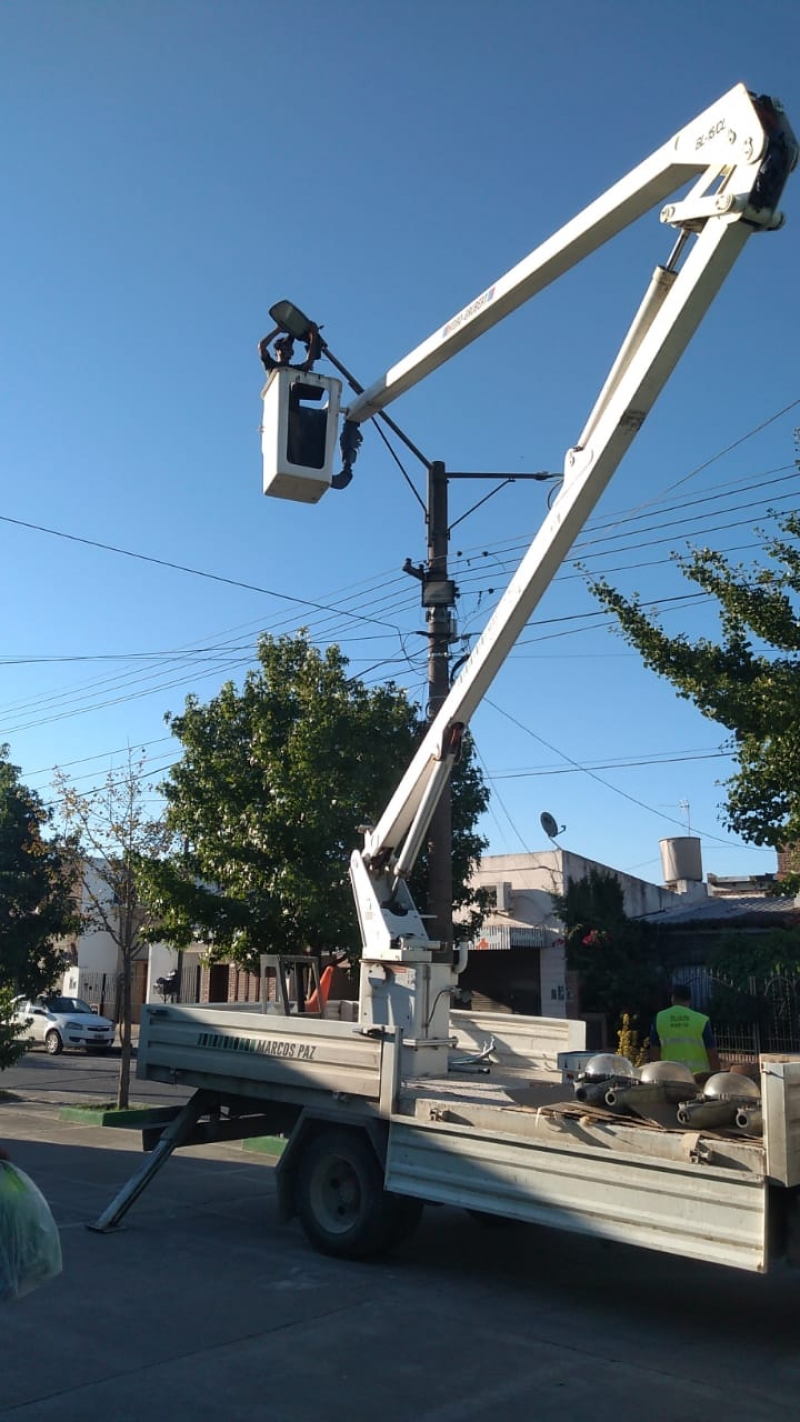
261,367,342,504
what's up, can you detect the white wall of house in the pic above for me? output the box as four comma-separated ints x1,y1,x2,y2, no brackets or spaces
59,862,121,994
146,944,180,1002
145,943,204,1003
539,942,568,1018
61,963,114,1003
473,850,563,930
70,926,119,974
473,849,693,932
62,965,83,998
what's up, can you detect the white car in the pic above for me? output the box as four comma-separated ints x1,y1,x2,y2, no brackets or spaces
12,996,116,1055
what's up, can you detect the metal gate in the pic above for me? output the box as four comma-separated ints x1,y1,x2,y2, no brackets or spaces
761,973,800,1054
78,961,150,1024
79,971,118,1021
674,965,800,1062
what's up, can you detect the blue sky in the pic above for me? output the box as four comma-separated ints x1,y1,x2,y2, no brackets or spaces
1,0,799,887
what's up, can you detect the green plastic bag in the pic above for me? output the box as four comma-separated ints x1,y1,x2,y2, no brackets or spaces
0,1160,62,1301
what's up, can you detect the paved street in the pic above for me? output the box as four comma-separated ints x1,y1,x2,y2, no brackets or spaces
3,1055,800,1421
1,1038,190,1109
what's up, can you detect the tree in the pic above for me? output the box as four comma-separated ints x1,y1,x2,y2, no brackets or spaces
54,751,173,1108
0,987,28,1072
589,509,800,887
709,927,800,985
145,633,489,968
0,748,78,1068
703,928,800,1042
551,868,667,1031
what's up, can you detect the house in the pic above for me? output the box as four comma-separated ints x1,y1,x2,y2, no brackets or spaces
636,868,800,1060
58,859,159,1023
638,854,800,971
145,947,357,1011
58,861,133,1019
464,835,800,1052
146,942,205,1006
464,838,737,1029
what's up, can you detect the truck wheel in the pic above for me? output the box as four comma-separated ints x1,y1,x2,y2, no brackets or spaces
295,1127,406,1260
45,1030,63,1056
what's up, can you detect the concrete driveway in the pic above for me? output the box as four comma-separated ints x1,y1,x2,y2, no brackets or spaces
3,1088,800,1422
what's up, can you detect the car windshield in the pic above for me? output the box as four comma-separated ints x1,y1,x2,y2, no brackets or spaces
45,997,95,1014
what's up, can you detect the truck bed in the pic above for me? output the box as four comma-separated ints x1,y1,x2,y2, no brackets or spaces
136,1002,800,1273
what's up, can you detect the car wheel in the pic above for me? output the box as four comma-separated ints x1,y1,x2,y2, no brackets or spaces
45,1029,63,1056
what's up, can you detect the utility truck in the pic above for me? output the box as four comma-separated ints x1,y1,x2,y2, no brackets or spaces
95,85,800,1273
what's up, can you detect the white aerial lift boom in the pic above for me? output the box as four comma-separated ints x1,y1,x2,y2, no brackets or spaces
261,83,796,1073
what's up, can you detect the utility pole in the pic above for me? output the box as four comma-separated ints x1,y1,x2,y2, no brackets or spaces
408,462,561,953
425,461,455,951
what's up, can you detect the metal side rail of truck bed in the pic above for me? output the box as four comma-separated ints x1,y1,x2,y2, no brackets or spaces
136,1001,398,1112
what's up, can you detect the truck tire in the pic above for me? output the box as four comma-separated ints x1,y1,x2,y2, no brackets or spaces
295,1127,413,1260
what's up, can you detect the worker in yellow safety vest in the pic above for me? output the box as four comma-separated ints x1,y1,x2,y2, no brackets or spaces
649,984,721,1076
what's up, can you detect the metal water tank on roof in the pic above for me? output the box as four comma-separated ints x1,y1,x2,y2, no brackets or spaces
660,836,703,886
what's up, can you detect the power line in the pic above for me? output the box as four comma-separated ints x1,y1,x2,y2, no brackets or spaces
0,510,405,634
450,484,797,592
23,735,175,782
4,398,797,760
483,696,739,848
652,396,800,501
449,463,799,574
474,743,532,855
489,749,728,778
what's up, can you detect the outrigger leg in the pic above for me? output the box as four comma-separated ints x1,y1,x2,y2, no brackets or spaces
88,1090,213,1233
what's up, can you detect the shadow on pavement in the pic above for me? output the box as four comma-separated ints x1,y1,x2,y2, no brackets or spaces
2,1120,800,1422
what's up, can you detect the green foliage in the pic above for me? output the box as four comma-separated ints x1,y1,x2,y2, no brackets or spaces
0,985,29,1071
145,633,489,967
433,745,491,941
0,747,78,1011
709,927,800,985
552,868,666,1027
589,507,800,883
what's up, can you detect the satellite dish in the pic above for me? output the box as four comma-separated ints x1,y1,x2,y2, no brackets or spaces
540,811,565,840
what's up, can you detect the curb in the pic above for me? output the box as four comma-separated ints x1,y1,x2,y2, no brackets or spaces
58,1104,180,1129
